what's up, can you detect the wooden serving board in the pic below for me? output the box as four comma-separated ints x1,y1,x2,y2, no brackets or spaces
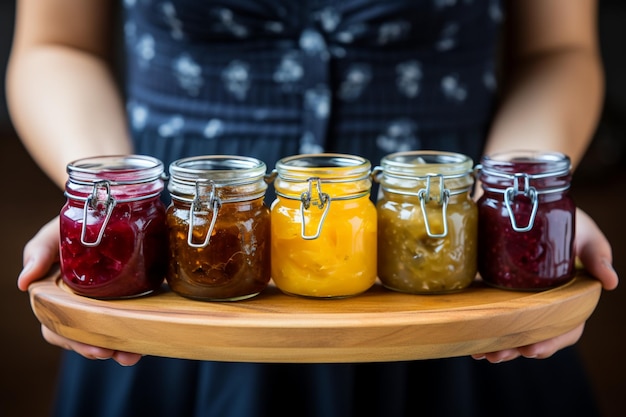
28,272,601,363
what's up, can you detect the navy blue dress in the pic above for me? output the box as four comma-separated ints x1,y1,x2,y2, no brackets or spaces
53,1,600,416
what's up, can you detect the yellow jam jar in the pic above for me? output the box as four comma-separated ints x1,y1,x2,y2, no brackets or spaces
375,151,477,294
270,154,377,298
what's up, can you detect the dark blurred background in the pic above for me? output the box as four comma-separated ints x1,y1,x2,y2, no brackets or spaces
1,1,625,416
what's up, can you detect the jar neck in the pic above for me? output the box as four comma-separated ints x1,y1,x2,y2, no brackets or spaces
168,155,268,203
65,155,164,202
478,150,572,194
273,153,372,199
478,151,572,233
376,151,474,197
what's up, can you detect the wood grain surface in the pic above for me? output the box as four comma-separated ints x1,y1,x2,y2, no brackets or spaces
28,271,602,363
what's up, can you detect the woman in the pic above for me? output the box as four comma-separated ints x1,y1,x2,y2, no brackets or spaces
7,0,619,416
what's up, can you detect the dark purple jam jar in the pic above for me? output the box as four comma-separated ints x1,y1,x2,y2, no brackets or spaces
477,151,576,291
60,155,168,299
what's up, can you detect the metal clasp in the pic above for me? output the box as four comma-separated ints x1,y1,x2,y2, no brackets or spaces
504,173,538,232
417,174,449,238
187,180,222,248
300,177,331,240
80,180,116,247
264,169,278,184
370,166,383,183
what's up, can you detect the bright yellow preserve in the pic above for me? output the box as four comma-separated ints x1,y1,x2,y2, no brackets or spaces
271,154,377,298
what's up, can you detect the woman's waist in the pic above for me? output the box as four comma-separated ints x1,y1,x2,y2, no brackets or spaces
126,91,493,138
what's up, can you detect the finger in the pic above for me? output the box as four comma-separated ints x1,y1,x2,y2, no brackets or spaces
18,217,61,291
472,323,585,363
575,209,619,290
41,325,142,366
42,325,115,359
112,351,143,366
472,348,521,363
472,349,521,363
518,323,585,359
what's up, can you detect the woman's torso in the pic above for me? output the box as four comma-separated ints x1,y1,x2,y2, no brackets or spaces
122,0,504,170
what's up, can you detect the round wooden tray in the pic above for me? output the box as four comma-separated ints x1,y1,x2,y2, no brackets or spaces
28,272,601,363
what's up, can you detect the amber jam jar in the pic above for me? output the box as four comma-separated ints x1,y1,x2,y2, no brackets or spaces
60,155,168,299
477,150,576,291
166,156,271,301
375,151,478,294
271,154,377,298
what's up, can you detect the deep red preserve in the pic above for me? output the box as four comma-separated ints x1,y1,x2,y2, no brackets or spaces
60,156,168,298
477,151,576,290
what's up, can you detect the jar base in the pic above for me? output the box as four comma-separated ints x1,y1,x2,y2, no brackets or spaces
175,291,262,302
70,288,158,300
276,289,370,299
481,278,574,292
380,283,471,295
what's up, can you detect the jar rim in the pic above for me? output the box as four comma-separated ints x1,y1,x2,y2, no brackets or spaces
276,153,371,181
380,150,473,178
480,150,571,176
478,150,572,194
67,155,164,184
169,155,267,185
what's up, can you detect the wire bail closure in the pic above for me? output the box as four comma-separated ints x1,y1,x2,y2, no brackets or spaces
504,173,538,232
80,180,117,247
300,177,331,240
417,174,450,238
187,180,222,248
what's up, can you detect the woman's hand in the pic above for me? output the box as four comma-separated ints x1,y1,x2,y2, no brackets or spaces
472,207,619,363
18,217,143,366
40,326,142,366
18,217,60,291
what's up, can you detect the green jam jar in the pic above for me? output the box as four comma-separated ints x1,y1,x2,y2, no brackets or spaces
375,151,478,294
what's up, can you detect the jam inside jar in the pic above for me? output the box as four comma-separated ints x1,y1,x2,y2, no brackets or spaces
271,154,377,298
166,156,271,301
375,151,478,294
60,155,168,299
477,150,576,290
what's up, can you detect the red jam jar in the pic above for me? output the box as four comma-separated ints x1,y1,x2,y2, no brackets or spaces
60,155,168,299
477,150,576,290
166,156,271,301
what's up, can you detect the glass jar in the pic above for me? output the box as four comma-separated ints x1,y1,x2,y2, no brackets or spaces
271,154,377,298
477,150,576,290
167,156,271,301
60,155,168,299
375,151,478,294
